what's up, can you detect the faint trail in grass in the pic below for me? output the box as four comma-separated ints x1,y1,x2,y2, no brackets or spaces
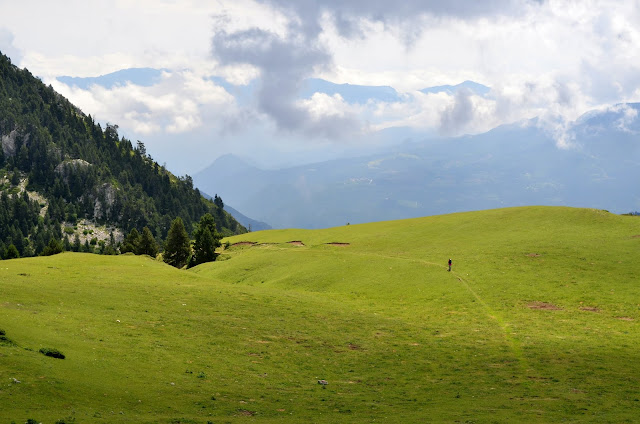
450,272,529,385
251,244,531,385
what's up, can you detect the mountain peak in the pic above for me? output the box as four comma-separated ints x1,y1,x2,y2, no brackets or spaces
420,80,491,96
57,67,167,90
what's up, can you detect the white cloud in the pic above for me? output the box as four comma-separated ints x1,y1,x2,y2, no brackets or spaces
52,70,236,136
2,0,640,169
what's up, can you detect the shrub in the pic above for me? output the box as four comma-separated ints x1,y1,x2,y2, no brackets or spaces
39,347,65,359
64,227,75,235
0,329,12,345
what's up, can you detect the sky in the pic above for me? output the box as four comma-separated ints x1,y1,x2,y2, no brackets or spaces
1,0,640,174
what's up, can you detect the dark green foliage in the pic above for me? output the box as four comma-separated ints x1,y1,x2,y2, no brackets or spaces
190,213,222,267
0,328,13,346
163,217,191,268
73,234,81,252
10,169,20,186
0,51,246,257
214,194,223,210
137,227,158,257
39,347,65,359
41,237,63,256
5,243,19,259
120,228,140,254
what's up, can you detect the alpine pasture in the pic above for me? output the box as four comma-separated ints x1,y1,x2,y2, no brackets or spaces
1,206,639,423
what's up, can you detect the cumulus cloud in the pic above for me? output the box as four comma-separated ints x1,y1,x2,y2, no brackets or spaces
53,70,236,136
439,88,477,135
211,0,534,140
211,21,352,137
5,0,640,169
0,27,23,65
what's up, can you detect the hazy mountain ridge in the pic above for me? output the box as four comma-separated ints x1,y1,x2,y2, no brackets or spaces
57,67,488,105
194,106,640,229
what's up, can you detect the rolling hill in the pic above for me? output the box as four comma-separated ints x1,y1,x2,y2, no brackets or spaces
1,206,638,423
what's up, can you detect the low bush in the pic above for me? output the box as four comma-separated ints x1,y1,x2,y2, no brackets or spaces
39,347,65,359
0,329,13,345
64,227,75,235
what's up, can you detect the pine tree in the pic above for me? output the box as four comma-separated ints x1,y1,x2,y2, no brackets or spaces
120,228,140,254
163,217,191,268
41,237,63,256
137,227,158,257
190,213,221,267
6,243,20,259
191,226,216,267
73,234,81,252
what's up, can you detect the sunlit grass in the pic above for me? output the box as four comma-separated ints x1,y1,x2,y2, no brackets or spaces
1,206,639,423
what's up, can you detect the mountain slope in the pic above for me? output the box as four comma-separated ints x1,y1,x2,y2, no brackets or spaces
0,51,245,257
1,207,639,422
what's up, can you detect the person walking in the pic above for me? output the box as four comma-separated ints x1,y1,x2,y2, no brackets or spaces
448,258,452,272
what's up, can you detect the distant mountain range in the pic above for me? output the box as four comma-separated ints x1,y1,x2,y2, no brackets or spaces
57,68,489,104
419,80,491,96
57,68,167,90
194,104,640,229
56,67,639,229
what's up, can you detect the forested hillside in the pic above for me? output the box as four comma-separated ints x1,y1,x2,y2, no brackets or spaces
0,52,245,258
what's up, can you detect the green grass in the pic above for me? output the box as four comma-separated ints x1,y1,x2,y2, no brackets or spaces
1,206,639,423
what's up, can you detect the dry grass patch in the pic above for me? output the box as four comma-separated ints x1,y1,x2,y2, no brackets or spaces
527,301,562,310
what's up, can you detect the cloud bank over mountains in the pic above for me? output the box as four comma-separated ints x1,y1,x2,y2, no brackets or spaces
1,0,640,173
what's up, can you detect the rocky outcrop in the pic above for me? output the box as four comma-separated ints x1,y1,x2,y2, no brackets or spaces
1,129,27,157
54,158,92,174
93,183,118,220
54,159,92,183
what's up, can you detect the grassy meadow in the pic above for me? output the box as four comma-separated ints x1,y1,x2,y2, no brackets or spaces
1,206,639,423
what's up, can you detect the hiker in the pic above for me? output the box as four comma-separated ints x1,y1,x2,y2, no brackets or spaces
448,258,452,272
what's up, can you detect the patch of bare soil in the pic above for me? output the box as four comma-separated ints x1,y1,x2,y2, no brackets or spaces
326,242,350,246
526,253,542,257
632,235,640,239
580,306,600,312
231,241,256,247
527,301,562,310
237,410,256,416
288,240,305,246
616,317,634,321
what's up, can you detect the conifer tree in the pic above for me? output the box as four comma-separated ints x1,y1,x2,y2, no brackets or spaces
137,227,158,257
120,228,140,254
73,234,81,252
41,237,63,256
163,217,191,268
191,213,221,267
6,244,20,259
